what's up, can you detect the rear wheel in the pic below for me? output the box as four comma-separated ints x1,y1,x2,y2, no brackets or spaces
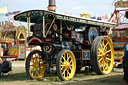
90,36,114,74
56,50,76,81
25,50,46,79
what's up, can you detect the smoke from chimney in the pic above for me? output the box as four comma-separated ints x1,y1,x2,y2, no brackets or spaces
48,0,56,11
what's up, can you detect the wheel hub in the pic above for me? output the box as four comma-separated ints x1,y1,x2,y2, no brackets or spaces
103,52,107,60
63,62,70,69
33,62,39,68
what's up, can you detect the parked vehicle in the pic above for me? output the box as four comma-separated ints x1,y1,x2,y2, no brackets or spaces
14,9,116,81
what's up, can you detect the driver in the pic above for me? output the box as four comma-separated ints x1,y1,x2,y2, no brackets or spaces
63,28,69,37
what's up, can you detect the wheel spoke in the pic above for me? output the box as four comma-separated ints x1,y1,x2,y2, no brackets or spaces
62,56,66,62
61,65,67,67
67,70,70,79
35,56,39,62
99,61,103,68
67,56,71,62
61,61,64,64
61,67,63,70
98,57,103,62
30,68,35,76
99,43,103,49
104,63,109,71
70,65,73,67
98,48,103,53
35,69,39,77
31,58,34,62
70,66,73,70
98,52,102,54
102,62,106,70
33,54,36,58
69,60,72,63
106,50,111,53
67,53,69,57
106,57,111,61
62,69,66,78
98,54,103,57
104,42,109,49
102,39,105,46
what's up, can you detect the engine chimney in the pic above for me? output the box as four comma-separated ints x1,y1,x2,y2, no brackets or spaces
48,0,56,11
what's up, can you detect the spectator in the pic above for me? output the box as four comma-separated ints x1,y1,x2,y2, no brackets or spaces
0,57,9,77
124,43,128,55
123,43,128,82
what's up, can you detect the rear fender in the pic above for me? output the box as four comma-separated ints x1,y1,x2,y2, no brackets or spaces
28,37,42,45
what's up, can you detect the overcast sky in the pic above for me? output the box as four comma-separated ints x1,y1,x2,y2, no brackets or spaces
0,0,115,15
0,0,115,24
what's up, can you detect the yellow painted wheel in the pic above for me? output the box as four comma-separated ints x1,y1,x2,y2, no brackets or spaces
56,50,76,81
25,50,46,79
90,36,114,74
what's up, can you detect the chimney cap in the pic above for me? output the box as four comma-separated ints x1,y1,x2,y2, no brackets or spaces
48,0,56,11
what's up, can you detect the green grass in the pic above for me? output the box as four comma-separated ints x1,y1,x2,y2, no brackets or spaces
0,62,125,85
65,74,124,85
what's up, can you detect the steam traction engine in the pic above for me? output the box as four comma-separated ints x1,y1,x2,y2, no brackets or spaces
14,10,116,81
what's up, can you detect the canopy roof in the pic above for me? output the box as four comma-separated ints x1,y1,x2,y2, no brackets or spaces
113,24,128,30
14,10,116,27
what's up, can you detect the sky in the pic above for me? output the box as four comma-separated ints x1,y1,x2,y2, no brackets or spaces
0,0,115,25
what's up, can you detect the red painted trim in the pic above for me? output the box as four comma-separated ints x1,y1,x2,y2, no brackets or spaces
28,37,42,44
26,49,41,51
11,58,18,61
0,55,18,58
84,41,89,46
114,50,124,52
114,39,128,42
114,58,123,62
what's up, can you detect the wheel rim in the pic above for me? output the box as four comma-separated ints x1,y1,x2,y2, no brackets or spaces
98,37,114,74
60,51,76,80
29,52,46,79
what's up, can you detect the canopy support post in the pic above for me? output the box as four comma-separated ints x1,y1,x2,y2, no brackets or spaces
60,20,62,41
43,15,46,37
27,17,30,37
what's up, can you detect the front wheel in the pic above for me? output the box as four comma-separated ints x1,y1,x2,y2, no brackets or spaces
25,50,46,79
56,50,76,81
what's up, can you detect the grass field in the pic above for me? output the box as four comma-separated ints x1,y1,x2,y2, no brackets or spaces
0,61,126,85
